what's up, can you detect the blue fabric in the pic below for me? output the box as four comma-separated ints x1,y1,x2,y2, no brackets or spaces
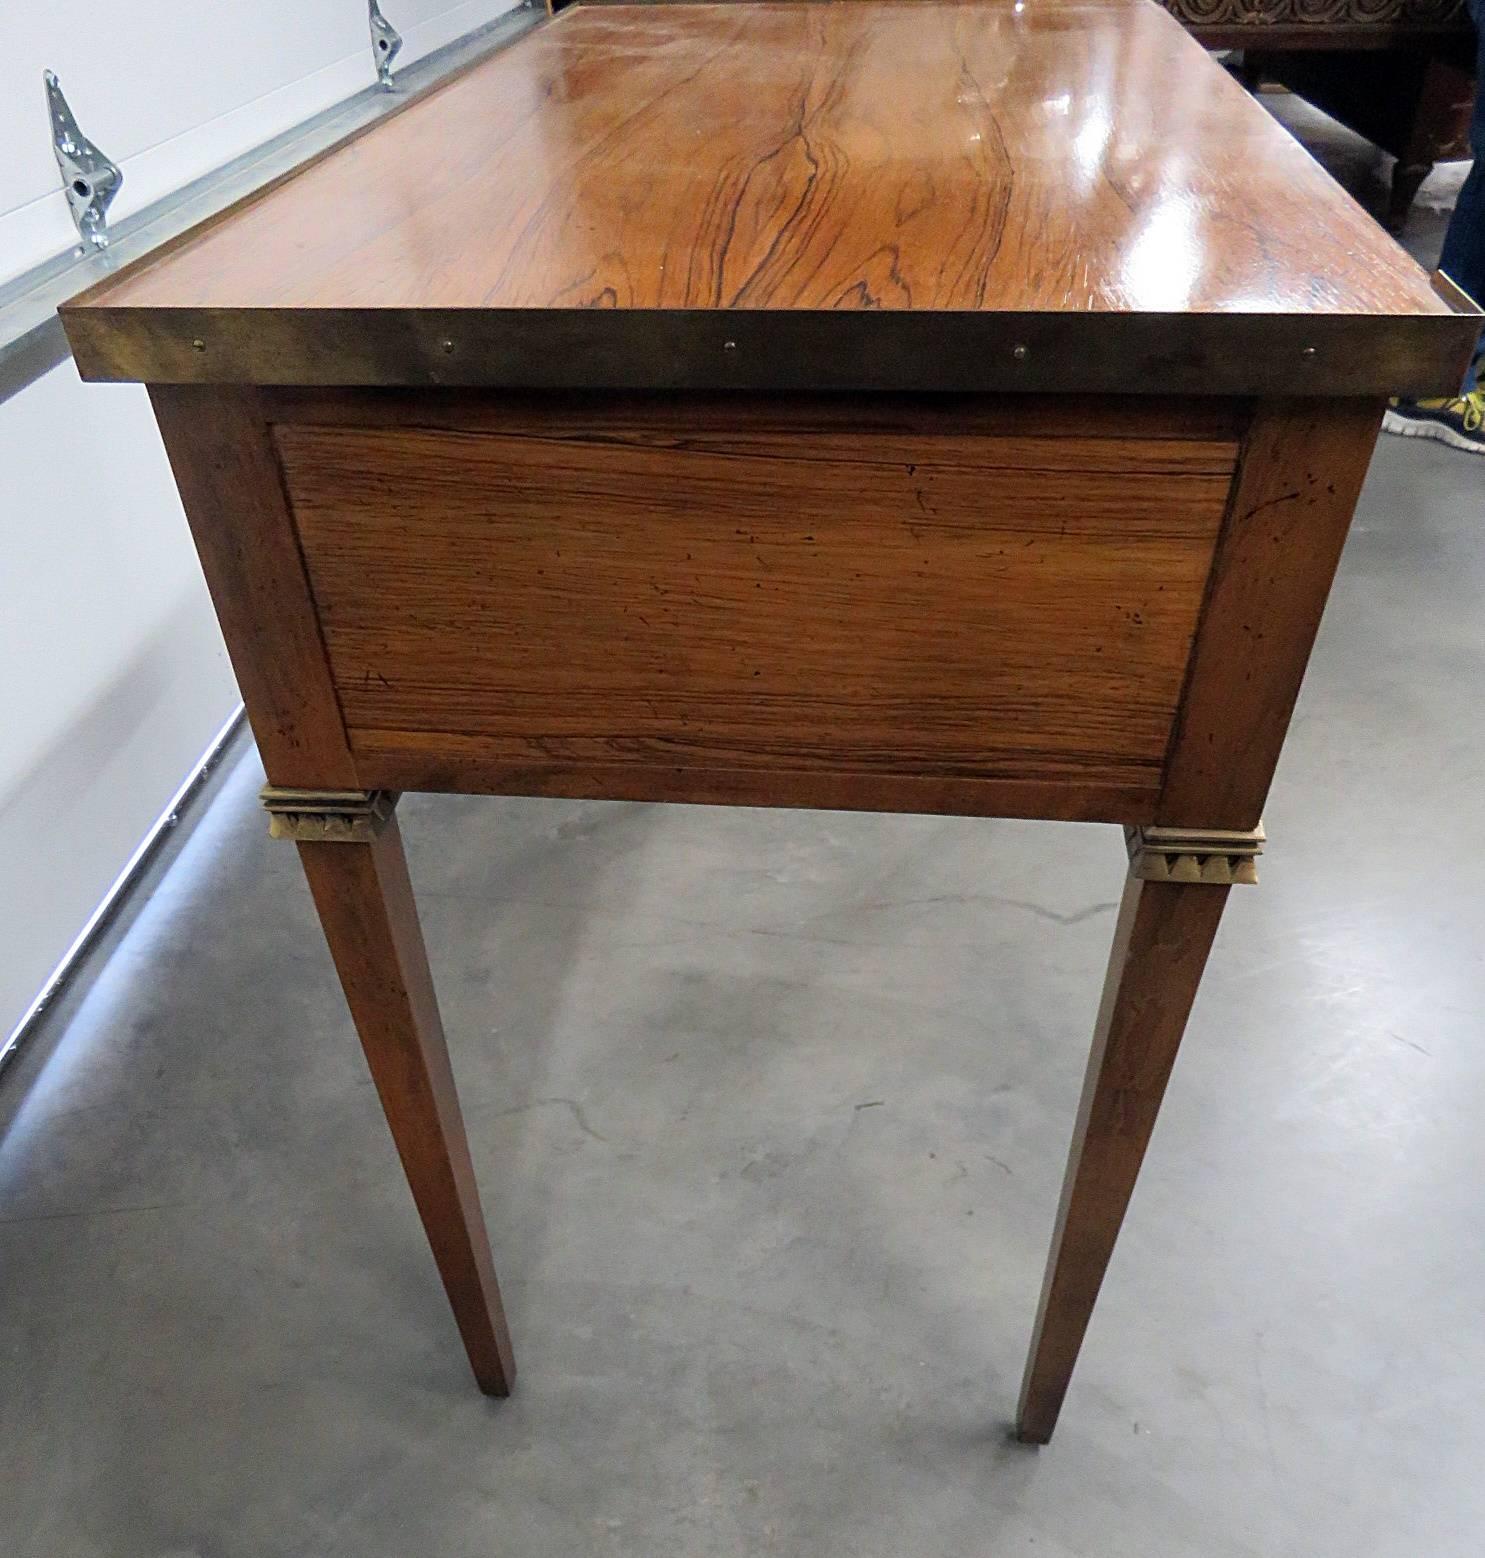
1441,0,1485,385
1471,0,1485,150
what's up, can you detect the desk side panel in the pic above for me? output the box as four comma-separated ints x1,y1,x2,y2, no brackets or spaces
268,394,1237,822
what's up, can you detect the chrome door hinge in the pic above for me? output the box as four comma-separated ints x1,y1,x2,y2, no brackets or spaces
44,70,122,252
369,1,404,90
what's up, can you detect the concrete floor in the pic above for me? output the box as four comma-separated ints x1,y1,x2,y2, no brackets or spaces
4,102,1484,1558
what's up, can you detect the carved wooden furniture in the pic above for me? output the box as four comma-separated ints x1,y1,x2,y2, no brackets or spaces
1161,0,1471,51
61,0,1479,1445
1250,47,1476,229
1155,0,1476,229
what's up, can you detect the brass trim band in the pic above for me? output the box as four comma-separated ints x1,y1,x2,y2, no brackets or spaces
1125,823,1265,886
260,787,399,843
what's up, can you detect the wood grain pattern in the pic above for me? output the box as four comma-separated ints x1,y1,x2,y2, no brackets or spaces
1158,399,1383,829
1016,870,1230,1444
271,394,1238,817
298,816,515,1395
78,0,1451,315
148,385,356,788
64,1,1478,394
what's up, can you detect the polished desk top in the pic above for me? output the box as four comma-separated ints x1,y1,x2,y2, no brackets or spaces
64,0,1478,394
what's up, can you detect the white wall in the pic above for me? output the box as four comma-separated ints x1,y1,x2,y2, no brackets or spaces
1,0,519,1040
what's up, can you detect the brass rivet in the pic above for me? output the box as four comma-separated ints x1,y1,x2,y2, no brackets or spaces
723,340,738,352
1301,346,1316,359
440,338,455,355
191,338,206,352
1012,344,1028,361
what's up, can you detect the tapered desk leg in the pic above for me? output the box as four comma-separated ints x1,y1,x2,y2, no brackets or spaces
1015,844,1243,1444
288,800,516,1396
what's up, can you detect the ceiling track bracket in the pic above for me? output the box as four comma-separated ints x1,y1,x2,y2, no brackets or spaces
44,70,122,253
369,1,405,90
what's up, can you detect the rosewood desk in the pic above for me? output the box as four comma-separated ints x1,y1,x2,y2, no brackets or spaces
61,0,1480,1444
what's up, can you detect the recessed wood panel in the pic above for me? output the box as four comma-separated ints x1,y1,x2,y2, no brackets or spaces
275,398,1238,818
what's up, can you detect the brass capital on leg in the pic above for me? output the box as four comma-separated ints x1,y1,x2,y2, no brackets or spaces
1124,823,1264,886
260,787,399,843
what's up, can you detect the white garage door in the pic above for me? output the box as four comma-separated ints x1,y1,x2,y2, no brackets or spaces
0,0,520,1048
